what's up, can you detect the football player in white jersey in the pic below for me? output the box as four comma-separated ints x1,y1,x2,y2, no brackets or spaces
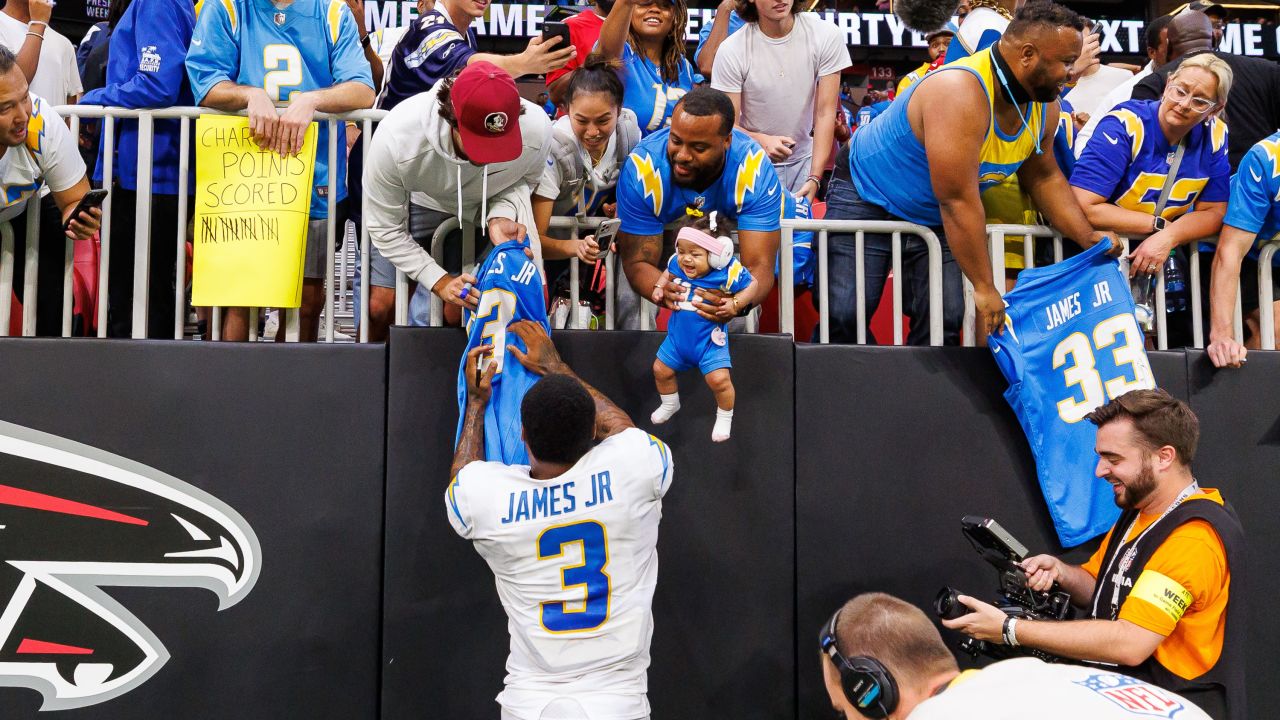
819,592,1211,720
449,320,673,720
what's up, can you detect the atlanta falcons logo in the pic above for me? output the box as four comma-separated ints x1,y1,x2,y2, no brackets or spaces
0,420,261,710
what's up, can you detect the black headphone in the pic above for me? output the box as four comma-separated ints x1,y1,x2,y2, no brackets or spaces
818,609,900,719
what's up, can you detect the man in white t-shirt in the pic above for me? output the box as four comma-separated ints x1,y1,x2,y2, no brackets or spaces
450,321,673,720
710,0,850,199
1075,15,1173,155
819,592,1211,720
0,48,103,333
0,0,81,105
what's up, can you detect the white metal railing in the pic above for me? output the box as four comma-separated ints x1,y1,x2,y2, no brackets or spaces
5,107,1275,352
0,105,388,342
970,226,1280,352
780,218,945,346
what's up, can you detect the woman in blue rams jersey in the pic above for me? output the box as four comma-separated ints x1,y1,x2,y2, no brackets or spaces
596,0,697,136
1071,55,1232,283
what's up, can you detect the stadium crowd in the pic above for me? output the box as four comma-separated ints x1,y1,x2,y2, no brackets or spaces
0,0,1272,364
0,0,1260,717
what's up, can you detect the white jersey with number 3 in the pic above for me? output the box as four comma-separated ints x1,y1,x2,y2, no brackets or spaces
447,428,674,720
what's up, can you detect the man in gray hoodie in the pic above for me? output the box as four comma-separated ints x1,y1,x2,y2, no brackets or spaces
363,62,552,341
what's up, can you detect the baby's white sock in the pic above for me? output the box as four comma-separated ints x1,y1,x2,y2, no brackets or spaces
712,408,733,442
651,393,681,424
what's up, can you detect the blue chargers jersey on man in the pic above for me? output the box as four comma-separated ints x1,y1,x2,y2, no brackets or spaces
456,241,551,466
855,100,890,128
1054,96,1076,178
617,127,783,236
186,0,374,218
1223,131,1280,262
1072,100,1229,222
378,8,476,111
777,192,815,285
989,238,1157,547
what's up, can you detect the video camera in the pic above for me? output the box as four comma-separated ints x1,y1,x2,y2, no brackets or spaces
934,516,1073,663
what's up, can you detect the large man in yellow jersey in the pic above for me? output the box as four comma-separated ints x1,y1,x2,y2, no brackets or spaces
944,389,1246,720
825,1,1107,344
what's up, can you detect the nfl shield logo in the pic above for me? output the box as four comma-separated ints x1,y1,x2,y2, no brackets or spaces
1073,673,1187,718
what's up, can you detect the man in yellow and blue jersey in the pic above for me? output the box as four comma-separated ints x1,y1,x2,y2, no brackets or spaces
186,0,374,341
616,87,782,326
826,1,1108,345
1206,130,1280,368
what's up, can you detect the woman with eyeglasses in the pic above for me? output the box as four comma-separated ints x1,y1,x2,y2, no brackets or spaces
1070,54,1232,342
596,0,697,136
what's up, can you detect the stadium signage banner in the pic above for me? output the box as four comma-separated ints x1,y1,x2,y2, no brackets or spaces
363,3,1280,58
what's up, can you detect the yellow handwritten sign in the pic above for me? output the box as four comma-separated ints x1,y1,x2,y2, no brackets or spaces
192,115,316,308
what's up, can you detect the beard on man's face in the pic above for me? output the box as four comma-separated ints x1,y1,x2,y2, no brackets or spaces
1113,457,1159,511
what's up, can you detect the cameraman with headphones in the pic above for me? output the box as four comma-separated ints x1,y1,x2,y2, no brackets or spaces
942,390,1245,720
820,592,1212,719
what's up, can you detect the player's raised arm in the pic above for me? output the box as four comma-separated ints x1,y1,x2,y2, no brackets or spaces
450,344,495,481
506,321,635,440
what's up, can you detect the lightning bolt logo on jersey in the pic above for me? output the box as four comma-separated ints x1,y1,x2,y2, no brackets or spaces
617,127,783,237
186,0,374,218
1072,100,1229,223
445,428,673,718
990,238,1157,546
1222,130,1280,260
455,241,551,466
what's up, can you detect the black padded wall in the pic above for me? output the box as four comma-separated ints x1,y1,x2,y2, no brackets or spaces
0,340,387,720
794,345,1190,717
380,328,797,719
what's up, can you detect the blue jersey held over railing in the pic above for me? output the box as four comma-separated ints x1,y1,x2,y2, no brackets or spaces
989,238,1157,546
455,240,551,466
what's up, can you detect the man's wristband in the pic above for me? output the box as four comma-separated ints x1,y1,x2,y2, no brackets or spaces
25,31,43,40
804,174,821,186
27,20,47,28
1002,617,1020,647
360,34,371,48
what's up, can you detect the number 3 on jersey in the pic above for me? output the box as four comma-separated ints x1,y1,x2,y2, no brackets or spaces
472,289,518,375
1053,313,1155,423
537,520,611,633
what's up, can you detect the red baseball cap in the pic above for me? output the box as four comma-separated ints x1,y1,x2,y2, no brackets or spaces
451,61,524,164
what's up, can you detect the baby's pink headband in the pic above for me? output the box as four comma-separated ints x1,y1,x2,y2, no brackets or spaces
676,226,729,255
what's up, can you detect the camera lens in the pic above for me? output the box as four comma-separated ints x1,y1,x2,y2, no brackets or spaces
934,587,967,620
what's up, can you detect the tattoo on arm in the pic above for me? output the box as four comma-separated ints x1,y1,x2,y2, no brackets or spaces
583,379,636,440
620,231,665,295
449,400,486,482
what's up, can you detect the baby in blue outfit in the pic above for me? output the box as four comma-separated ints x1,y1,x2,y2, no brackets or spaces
650,212,755,442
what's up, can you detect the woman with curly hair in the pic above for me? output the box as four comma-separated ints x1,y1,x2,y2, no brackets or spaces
597,0,698,136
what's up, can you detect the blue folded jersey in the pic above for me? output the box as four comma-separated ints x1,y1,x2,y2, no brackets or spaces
989,239,1157,546
455,241,551,466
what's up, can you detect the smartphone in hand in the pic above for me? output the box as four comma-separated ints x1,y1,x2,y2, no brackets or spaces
62,189,109,234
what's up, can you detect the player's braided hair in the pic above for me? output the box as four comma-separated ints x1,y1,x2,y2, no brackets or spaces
626,0,689,85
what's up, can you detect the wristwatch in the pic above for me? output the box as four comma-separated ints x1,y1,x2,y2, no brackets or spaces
1152,215,1167,232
